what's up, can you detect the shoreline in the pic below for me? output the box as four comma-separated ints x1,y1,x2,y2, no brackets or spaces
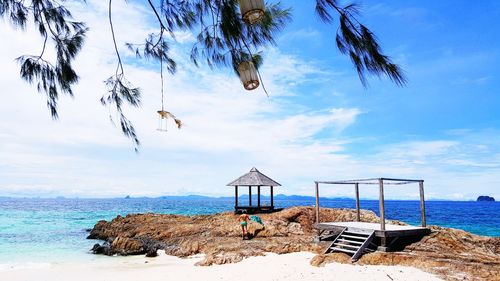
1,206,498,280
0,251,443,281
86,206,500,280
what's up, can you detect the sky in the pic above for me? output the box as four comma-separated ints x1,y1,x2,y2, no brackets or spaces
0,0,499,200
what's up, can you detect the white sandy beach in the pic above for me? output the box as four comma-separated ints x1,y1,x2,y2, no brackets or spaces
1,251,442,281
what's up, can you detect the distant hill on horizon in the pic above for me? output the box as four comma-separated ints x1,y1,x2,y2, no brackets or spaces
0,194,493,201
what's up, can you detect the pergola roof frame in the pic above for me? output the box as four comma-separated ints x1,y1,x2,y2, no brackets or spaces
316,178,424,185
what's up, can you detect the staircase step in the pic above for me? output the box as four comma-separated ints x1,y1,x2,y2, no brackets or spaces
334,243,360,250
340,234,368,240
344,230,370,236
337,239,364,245
330,247,356,254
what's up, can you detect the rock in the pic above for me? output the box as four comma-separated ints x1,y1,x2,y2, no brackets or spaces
477,196,495,202
111,236,145,255
91,243,101,253
91,243,114,256
87,206,499,280
145,249,158,257
310,253,351,266
312,225,500,280
86,220,110,239
287,222,304,235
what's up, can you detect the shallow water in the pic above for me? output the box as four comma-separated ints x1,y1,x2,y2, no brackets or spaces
0,198,498,263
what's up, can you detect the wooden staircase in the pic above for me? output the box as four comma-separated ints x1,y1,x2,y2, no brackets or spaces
324,228,375,261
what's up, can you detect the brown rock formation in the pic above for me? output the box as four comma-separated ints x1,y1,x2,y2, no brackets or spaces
88,207,499,280
311,225,500,281
111,236,145,255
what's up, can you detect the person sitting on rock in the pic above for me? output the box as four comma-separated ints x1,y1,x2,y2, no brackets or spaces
238,213,250,239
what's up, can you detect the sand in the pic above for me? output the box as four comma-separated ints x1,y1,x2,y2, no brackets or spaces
0,252,442,281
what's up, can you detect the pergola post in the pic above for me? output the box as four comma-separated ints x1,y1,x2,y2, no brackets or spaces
355,183,360,222
378,178,386,231
270,186,274,208
419,181,427,227
315,181,320,224
248,186,252,206
257,185,261,208
235,185,238,208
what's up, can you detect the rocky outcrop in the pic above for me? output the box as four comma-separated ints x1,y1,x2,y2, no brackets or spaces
312,225,500,280
87,207,380,259
88,207,500,280
477,196,495,202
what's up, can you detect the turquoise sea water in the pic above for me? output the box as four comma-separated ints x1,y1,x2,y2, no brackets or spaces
0,197,498,264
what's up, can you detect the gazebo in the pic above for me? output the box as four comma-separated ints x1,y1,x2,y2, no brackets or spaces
227,167,281,214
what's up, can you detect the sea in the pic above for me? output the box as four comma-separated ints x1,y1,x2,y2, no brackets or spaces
0,197,498,265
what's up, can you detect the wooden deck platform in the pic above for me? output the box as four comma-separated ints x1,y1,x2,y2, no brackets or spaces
314,221,430,238
314,221,430,255
234,206,283,214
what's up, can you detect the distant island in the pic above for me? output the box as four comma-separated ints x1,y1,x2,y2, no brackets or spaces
477,196,495,202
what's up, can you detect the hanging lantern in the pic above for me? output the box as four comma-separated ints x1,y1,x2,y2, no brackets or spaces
157,110,183,132
239,0,265,25
237,61,260,91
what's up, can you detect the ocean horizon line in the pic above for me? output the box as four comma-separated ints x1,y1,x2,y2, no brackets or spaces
0,194,495,202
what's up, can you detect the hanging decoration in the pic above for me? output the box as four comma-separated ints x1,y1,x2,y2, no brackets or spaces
237,61,260,91
157,109,182,131
239,0,265,25
157,58,182,131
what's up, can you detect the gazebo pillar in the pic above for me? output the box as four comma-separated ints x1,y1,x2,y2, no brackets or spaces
235,185,238,208
248,186,252,206
257,185,261,208
270,186,274,208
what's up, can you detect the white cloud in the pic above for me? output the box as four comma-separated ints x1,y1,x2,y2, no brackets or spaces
0,1,498,202
0,0,363,198
351,131,500,200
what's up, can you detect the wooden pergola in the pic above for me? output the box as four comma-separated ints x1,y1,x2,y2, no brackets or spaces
314,178,427,230
313,178,429,255
227,167,281,214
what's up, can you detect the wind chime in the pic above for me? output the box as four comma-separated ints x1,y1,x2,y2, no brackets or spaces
157,58,182,132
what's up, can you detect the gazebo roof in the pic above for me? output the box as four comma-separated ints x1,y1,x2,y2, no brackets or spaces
227,167,281,187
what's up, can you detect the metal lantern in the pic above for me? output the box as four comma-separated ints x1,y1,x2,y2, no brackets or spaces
157,110,169,132
239,0,265,25
237,61,260,91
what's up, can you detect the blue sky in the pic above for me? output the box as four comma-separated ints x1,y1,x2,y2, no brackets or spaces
0,0,499,200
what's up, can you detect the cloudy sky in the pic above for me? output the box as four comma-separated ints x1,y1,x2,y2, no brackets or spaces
1,0,499,200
